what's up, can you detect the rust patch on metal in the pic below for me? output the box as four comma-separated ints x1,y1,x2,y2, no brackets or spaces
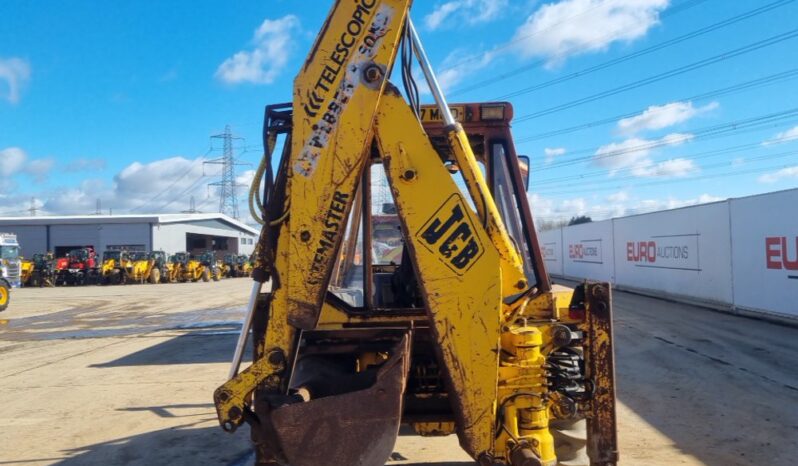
583,283,619,466
268,334,411,466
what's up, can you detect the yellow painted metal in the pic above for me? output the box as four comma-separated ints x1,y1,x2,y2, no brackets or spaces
0,282,8,307
281,0,412,331
496,324,557,465
212,2,618,464
214,349,286,431
215,0,413,431
375,89,503,457
20,260,33,286
413,422,457,437
445,127,528,297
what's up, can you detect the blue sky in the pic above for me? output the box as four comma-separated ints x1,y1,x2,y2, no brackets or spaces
1,0,797,224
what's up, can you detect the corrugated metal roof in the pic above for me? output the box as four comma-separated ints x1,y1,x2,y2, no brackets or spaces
0,213,260,235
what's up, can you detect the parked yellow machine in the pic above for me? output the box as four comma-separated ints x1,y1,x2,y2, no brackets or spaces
212,3,618,466
101,250,133,285
127,252,166,284
28,253,56,287
20,259,34,287
173,252,214,283
165,254,182,283
221,254,237,278
238,255,253,277
199,251,223,281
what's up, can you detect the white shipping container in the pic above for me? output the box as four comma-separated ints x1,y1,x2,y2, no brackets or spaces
562,220,614,283
612,201,733,306
730,189,798,318
539,228,563,277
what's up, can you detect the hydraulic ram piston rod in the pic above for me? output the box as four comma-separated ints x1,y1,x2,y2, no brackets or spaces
407,18,456,127
228,281,263,379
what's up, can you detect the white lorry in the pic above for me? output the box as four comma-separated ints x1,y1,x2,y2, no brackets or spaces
0,233,21,311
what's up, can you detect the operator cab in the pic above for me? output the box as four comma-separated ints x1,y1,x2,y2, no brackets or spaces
328,102,544,312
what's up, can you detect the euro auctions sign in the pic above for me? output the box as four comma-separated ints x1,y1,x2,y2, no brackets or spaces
765,237,798,280
626,234,701,272
568,240,603,264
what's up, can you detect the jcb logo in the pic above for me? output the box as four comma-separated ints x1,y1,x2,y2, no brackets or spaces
417,194,484,274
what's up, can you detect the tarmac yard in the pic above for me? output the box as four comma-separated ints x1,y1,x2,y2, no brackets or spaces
1,280,797,466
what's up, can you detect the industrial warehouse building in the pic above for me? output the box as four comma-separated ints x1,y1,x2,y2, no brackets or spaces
0,213,259,258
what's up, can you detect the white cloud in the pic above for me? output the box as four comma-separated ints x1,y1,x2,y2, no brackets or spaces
41,157,222,216
25,158,55,183
632,158,698,178
215,15,300,85
607,191,629,203
64,158,108,172
618,101,718,135
513,0,669,66
544,147,567,164
434,47,497,92
0,147,54,182
594,138,653,171
0,147,27,176
758,166,798,184
594,133,695,176
762,126,798,146
0,155,259,217
425,0,508,30
0,57,31,104
530,191,723,224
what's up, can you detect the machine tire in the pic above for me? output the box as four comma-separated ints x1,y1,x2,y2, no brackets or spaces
552,419,589,466
107,270,121,286
0,281,9,312
149,268,161,284
201,269,211,282
213,270,221,282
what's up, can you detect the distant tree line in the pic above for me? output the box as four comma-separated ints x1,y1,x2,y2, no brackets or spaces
537,215,592,232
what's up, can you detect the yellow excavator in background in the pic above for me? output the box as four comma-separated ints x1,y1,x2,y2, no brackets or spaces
213,2,618,466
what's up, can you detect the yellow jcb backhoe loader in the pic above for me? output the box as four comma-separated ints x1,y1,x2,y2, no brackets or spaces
214,3,618,466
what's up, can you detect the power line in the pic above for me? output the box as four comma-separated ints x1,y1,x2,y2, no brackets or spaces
532,107,798,171
532,137,798,187
446,0,713,93
535,160,798,198
512,28,798,123
534,147,798,194
128,147,214,213
496,0,795,100
157,172,211,212
516,68,798,142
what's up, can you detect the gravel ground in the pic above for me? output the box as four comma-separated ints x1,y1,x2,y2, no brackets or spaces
0,279,795,465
